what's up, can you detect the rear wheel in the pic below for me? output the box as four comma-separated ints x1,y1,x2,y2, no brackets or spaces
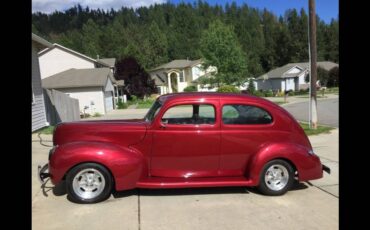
257,159,294,196
66,163,113,203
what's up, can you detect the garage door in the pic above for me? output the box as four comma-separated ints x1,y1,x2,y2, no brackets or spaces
104,91,113,112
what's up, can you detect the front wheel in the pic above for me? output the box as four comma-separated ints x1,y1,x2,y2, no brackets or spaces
257,159,294,196
66,163,113,203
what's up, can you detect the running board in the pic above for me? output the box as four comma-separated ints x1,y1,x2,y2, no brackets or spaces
137,177,254,189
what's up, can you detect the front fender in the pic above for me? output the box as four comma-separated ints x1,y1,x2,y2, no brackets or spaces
49,141,145,190
246,142,323,185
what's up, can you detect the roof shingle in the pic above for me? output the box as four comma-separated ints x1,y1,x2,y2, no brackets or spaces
42,68,114,89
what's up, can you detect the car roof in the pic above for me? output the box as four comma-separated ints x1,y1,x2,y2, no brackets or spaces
157,92,272,104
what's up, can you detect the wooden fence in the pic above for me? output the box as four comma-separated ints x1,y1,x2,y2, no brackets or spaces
44,89,80,125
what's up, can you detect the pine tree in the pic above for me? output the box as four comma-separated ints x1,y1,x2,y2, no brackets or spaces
200,20,248,86
81,19,102,58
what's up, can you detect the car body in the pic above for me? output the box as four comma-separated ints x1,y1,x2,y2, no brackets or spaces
38,92,330,203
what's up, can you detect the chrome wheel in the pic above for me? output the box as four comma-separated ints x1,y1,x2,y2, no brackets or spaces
264,164,289,191
72,168,106,200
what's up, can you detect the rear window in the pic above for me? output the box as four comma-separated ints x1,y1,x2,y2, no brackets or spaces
222,105,273,125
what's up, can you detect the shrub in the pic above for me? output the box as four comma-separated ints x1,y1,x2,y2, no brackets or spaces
247,78,256,94
137,99,155,109
288,91,295,96
131,95,138,102
254,90,264,97
276,91,285,97
183,85,197,92
264,89,273,97
327,67,339,87
295,88,309,95
93,112,102,117
217,85,241,93
80,113,91,118
117,98,127,109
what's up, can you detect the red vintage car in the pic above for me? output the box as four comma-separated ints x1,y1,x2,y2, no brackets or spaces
38,93,330,203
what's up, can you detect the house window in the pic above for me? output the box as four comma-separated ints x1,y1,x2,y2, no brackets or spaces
222,105,273,125
179,72,185,82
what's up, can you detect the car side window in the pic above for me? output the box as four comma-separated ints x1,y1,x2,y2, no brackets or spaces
162,104,215,125
222,105,272,125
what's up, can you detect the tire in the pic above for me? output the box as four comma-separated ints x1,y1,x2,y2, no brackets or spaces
66,163,113,203
257,159,294,196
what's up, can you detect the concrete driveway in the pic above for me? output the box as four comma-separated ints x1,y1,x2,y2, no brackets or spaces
32,128,338,230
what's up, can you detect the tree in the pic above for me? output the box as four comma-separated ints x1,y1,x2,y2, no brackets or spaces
327,66,339,87
317,67,330,87
247,78,256,94
217,85,240,93
199,20,247,86
32,2,338,77
145,22,168,69
114,57,157,99
323,19,339,62
81,19,102,58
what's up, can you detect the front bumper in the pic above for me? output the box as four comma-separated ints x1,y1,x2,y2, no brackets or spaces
37,163,50,183
322,164,331,174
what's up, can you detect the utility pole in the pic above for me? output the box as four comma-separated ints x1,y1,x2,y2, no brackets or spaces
309,0,318,129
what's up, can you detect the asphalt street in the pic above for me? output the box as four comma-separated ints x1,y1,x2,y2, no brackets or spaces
282,98,338,127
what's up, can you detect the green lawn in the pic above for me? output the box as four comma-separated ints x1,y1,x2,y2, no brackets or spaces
296,95,328,98
136,99,155,109
274,101,287,105
35,126,55,135
299,122,334,136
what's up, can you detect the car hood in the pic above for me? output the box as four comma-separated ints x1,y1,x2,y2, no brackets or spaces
53,119,148,147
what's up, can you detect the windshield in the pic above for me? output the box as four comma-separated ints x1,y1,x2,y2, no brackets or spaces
144,100,162,122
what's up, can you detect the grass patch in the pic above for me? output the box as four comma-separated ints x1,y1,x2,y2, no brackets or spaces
296,95,328,98
274,101,287,105
92,112,102,117
35,126,55,135
299,122,334,136
136,99,155,109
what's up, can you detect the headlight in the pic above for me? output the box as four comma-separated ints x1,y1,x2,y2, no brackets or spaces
49,145,57,160
308,150,315,155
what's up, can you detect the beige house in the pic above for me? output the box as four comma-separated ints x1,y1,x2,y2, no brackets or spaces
38,43,124,111
150,59,217,95
38,43,124,104
42,68,116,115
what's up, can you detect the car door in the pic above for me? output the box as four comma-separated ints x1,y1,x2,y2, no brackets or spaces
219,102,274,177
151,100,220,178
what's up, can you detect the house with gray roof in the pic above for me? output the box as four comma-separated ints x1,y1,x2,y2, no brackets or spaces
255,61,339,92
149,59,217,94
42,68,117,115
38,43,124,106
32,33,53,131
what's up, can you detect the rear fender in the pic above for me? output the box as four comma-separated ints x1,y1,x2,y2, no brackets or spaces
246,142,321,185
49,141,145,190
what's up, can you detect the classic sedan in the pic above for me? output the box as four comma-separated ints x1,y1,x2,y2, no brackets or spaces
38,92,330,203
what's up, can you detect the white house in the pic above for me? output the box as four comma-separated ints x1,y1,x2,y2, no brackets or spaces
42,68,116,115
255,61,339,92
38,43,124,103
32,34,52,131
150,59,217,95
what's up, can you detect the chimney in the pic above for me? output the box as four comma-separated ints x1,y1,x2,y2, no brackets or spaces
97,55,99,60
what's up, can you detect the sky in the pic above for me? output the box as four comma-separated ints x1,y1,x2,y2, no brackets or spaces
32,0,338,24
